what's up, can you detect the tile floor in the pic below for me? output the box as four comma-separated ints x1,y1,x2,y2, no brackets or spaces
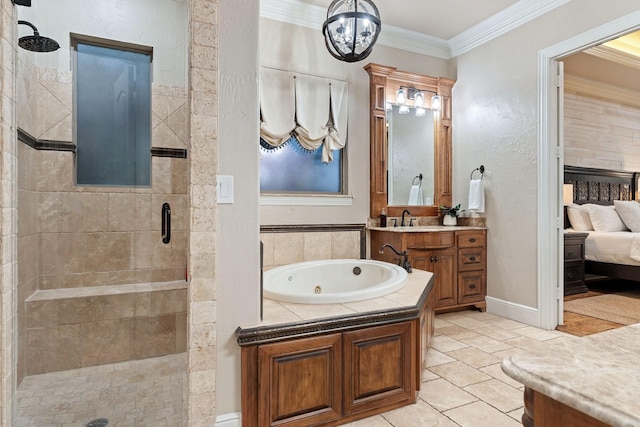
16,310,572,427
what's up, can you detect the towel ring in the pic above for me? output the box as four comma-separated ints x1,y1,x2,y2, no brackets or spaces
470,165,485,180
412,174,423,185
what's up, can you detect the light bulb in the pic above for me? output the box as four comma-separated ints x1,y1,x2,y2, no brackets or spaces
414,91,424,108
431,95,442,111
396,88,406,105
399,105,410,114
415,107,426,117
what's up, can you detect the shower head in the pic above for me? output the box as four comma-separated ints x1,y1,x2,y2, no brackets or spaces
17,20,59,53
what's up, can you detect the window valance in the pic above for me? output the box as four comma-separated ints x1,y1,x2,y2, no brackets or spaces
259,67,348,163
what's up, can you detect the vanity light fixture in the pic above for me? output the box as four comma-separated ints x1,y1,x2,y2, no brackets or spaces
393,86,440,116
322,0,381,63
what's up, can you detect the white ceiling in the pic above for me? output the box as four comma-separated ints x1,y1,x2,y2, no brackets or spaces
297,0,520,40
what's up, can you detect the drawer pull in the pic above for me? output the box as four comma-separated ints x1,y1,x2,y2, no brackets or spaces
567,273,574,279
469,284,476,289
469,238,476,243
469,256,476,261
568,251,574,256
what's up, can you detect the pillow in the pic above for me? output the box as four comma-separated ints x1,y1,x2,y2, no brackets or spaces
584,204,628,232
614,200,640,232
566,205,593,231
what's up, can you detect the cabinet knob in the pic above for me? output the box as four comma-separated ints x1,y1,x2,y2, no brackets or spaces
469,284,476,289
567,273,574,279
469,238,476,243
568,251,574,256
469,256,476,261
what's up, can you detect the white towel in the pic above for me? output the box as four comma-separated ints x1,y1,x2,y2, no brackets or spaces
408,184,424,205
468,179,485,213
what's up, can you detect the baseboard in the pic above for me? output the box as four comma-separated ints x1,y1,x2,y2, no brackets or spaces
486,296,540,327
215,412,241,427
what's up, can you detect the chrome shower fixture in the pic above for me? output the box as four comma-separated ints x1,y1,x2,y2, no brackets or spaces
18,20,60,52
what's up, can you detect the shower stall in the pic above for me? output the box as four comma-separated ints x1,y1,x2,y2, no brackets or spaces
15,0,189,386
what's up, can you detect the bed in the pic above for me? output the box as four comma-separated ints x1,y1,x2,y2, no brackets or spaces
564,165,640,282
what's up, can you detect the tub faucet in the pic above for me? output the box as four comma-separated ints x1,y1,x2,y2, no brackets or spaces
401,209,411,227
379,244,412,273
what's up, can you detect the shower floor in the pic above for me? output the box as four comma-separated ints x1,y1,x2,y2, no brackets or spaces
16,353,186,427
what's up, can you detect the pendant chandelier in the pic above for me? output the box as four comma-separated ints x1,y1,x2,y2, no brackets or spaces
322,0,381,63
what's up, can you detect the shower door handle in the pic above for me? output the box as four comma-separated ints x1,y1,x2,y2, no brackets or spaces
162,203,171,244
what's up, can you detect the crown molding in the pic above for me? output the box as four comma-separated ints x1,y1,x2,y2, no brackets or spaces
261,0,569,59
260,0,452,59
564,73,640,109
584,45,640,71
449,0,570,57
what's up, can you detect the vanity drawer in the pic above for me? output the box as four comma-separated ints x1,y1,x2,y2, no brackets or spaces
406,232,454,249
564,262,584,284
457,231,486,248
458,247,486,272
458,271,485,304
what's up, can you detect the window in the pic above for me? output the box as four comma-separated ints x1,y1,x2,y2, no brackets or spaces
259,68,348,196
74,39,152,186
260,136,342,193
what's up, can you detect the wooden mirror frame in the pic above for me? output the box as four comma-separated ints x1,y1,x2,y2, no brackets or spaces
364,63,455,218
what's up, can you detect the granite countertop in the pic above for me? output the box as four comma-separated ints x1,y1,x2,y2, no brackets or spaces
501,324,640,427
368,225,486,232
236,269,434,345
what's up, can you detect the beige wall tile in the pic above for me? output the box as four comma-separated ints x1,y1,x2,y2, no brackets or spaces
150,289,188,315
80,319,132,367
172,159,188,195
175,312,187,353
109,193,152,232
61,193,109,232
260,233,274,267
273,232,304,266
103,293,151,320
26,325,80,375
132,315,177,359
331,230,361,259
56,297,104,325
134,231,172,270
303,232,332,262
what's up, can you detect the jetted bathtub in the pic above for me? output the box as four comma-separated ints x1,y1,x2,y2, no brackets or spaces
263,259,408,304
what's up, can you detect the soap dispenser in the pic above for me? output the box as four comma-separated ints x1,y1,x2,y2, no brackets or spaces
380,208,387,227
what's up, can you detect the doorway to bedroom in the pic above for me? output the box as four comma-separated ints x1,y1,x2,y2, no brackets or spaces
554,28,640,336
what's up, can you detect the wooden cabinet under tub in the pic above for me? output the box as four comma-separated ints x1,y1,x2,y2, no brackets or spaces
236,273,435,427
370,227,487,312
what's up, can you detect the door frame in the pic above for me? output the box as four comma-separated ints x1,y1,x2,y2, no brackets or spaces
538,11,640,329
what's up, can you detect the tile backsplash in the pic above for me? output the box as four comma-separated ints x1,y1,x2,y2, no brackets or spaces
260,225,365,269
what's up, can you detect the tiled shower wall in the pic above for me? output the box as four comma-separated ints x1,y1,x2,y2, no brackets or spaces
260,225,365,269
15,59,189,378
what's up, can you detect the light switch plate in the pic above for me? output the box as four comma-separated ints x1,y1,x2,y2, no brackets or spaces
217,175,234,204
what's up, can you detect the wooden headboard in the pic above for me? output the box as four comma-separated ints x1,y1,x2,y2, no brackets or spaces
564,165,639,206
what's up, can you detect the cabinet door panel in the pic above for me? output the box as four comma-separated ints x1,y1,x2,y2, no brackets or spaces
343,322,415,415
259,334,342,426
433,249,457,308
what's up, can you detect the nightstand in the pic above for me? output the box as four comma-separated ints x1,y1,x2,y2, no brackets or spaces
564,232,589,296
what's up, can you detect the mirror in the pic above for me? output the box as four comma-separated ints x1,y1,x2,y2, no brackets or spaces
387,105,435,206
365,63,455,218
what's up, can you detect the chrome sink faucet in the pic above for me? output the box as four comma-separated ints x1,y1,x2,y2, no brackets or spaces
379,244,412,273
401,209,411,227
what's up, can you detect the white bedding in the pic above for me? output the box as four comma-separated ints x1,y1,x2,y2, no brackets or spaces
572,230,640,266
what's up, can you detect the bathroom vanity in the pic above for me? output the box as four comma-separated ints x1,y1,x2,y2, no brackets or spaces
236,270,435,427
502,324,640,427
370,226,487,312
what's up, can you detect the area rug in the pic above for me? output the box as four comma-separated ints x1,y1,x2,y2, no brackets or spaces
564,290,640,325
